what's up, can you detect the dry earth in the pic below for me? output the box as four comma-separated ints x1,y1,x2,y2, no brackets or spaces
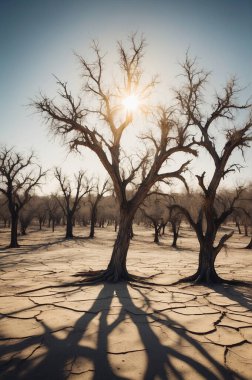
0,225,252,380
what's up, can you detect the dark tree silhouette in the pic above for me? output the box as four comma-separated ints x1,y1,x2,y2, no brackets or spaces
34,35,196,282
0,196,10,228
238,185,252,248
54,168,90,239
141,197,168,244
169,55,252,284
33,196,48,230
45,195,63,232
88,179,110,238
19,206,34,235
168,207,182,248
0,146,45,247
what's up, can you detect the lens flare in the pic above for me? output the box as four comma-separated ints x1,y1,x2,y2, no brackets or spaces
122,94,139,111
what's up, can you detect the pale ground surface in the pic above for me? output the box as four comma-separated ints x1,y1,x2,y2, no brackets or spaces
0,224,252,380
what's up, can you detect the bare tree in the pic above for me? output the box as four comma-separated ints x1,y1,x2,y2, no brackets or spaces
168,207,183,248
141,197,168,244
33,35,196,282
0,146,45,247
19,205,35,235
170,55,252,284
0,196,10,228
45,195,63,232
237,184,252,248
88,179,110,239
54,168,90,239
32,196,48,230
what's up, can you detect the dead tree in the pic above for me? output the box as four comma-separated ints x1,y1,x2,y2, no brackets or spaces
34,35,196,282
46,195,62,232
54,168,90,239
238,187,252,248
168,208,182,248
0,146,45,247
88,179,110,239
170,55,252,284
0,197,10,228
19,203,35,235
140,197,168,244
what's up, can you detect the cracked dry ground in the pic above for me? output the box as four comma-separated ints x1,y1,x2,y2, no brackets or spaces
0,226,252,380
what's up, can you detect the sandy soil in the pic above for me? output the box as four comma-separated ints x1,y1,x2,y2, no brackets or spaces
0,225,252,380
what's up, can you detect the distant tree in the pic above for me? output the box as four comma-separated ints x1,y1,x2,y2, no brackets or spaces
19,204,35,235
168,207,183,248
237,184,252,248
75,200,90,228
0,147,45,247
34,35,196,282
232,208,243,234
0,196,10,227
88,179,110,238
141,197,168,244
97,195,119,230
33,196,48,230
45,195,63,232
54,168,90,239
170,55,252,284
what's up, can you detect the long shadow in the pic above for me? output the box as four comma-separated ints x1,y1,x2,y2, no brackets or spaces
0,238,66,255
209,283,252,311
116,285,243,380
0,283,245,380
0,284,126,380
0,235,94,257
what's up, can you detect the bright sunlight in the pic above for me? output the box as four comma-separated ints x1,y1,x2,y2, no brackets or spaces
122,94,139,112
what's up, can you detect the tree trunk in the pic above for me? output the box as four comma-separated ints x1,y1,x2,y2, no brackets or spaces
154,224,159,244
106,213,133,281
189,241,221,283
89,207,96,239
245,237,252,249
130,224,134,239
65,216,73,239
236,222,241,234
244,224,248,237
171,221,178,248
20,225,27,235
10,213,19,248
162,223,166,235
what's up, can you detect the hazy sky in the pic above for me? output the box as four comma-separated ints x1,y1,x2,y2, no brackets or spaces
0,0,252,192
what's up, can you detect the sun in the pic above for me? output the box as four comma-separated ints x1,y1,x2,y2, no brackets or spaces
122,94,139,112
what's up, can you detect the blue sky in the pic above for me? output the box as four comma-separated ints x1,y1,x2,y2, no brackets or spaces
0,0,251,192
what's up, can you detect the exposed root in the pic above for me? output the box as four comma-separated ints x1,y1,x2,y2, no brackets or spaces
73,270,105,277
71,269,166,286
168,272,252,288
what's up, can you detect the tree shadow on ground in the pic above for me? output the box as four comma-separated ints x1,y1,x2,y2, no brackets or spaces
209,283,252,310
0,283,245,380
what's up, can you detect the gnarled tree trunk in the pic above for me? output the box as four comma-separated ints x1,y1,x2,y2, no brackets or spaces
105,211,134,281
191,241,221,283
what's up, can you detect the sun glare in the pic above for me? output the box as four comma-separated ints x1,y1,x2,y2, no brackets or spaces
122,94,139,112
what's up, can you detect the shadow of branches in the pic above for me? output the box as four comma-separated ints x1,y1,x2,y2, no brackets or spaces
0,282,245,380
